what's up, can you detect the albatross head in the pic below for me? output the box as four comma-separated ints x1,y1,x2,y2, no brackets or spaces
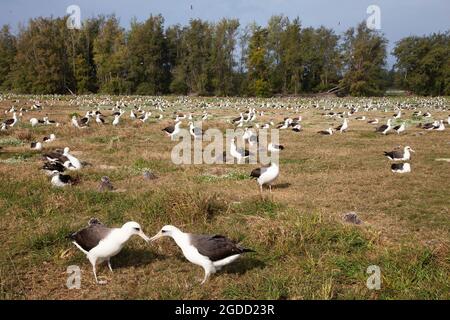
121,221,150,243
150,225,181,241
405,146,415,153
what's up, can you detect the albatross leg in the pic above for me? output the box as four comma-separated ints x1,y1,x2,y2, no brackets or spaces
90,258,107,285
201,267,212,285
107,259,113,273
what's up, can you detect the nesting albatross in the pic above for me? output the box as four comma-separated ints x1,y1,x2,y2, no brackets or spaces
391,163,411,173
67,218,150,284
150,225,254,284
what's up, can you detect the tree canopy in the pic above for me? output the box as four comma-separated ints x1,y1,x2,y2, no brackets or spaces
0,15,448,96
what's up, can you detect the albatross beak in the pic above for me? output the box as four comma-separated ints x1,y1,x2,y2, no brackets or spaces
410,149,415,153
149,231,163,242
139,231,151,243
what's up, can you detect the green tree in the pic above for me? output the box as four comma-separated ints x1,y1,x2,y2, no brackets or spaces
93,15,131,94
247,25,270,96
266,15,289,93
340,22,388,96
279,18,302,94
166,24,187,94
9,17,73,94
210,18,240,96
0,25,16,90
67,17,103,93
171,19,213,95
128,15,169,95
394,32,450,96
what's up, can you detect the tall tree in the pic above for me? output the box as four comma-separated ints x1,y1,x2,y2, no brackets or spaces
9,17,73,94
246,25,270,96
394,32,450,96
210,18,240,96
166,24,187,94
279,18,302,94
266,15,289,93
0,25,16,90
340,22,388,96
66,17,103,94
93,15,131,94
128,15,169,95
171,19,213,95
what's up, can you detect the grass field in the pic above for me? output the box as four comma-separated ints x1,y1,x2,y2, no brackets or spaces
0,95,449,299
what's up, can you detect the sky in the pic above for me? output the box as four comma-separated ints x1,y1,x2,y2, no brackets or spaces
1,0,449,66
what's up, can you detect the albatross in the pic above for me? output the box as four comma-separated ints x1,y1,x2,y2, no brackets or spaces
250,162,280,193
67,218,150,284
189,121,203,140
50,170,78,187
230,137,250,163
393,122,406,134
317,127,333,135
2,112,18,128
335,118,348,133
30,142,42,151
376,118,392,134
63,147,82,170
384,146,415,161
268,143,284,153
163,121,182,140
150,225,254,284
391,163,411,173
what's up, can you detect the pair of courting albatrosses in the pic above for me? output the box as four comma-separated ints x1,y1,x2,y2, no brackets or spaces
67,219,254,285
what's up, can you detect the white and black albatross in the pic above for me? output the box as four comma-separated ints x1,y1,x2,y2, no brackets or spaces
384,146,415,161
67,218,150,284
376,118,392,135
2,112,18,128
189,121,203,140
30,142,42,151
391,163,411,173
150,225,254,284
335,118,348,133
162,121,182,140
317,127,333,135
230,136,250,163
49,170,78,187
267,143,284,153
393,121,406,134
250,162,280,193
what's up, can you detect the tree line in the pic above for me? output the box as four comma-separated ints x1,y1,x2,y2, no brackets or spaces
0,14,448,96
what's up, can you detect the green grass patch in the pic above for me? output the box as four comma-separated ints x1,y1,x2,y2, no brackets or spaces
0,137,23,146
195,170,250,183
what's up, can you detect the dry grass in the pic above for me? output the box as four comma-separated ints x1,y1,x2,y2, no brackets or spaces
0,95,449,300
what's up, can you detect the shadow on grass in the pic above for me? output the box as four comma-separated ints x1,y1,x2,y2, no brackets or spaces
272,182,291,189
112,248,166,269
222,257,266,275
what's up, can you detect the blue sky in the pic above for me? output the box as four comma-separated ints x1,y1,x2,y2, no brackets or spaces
1,0,449,66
